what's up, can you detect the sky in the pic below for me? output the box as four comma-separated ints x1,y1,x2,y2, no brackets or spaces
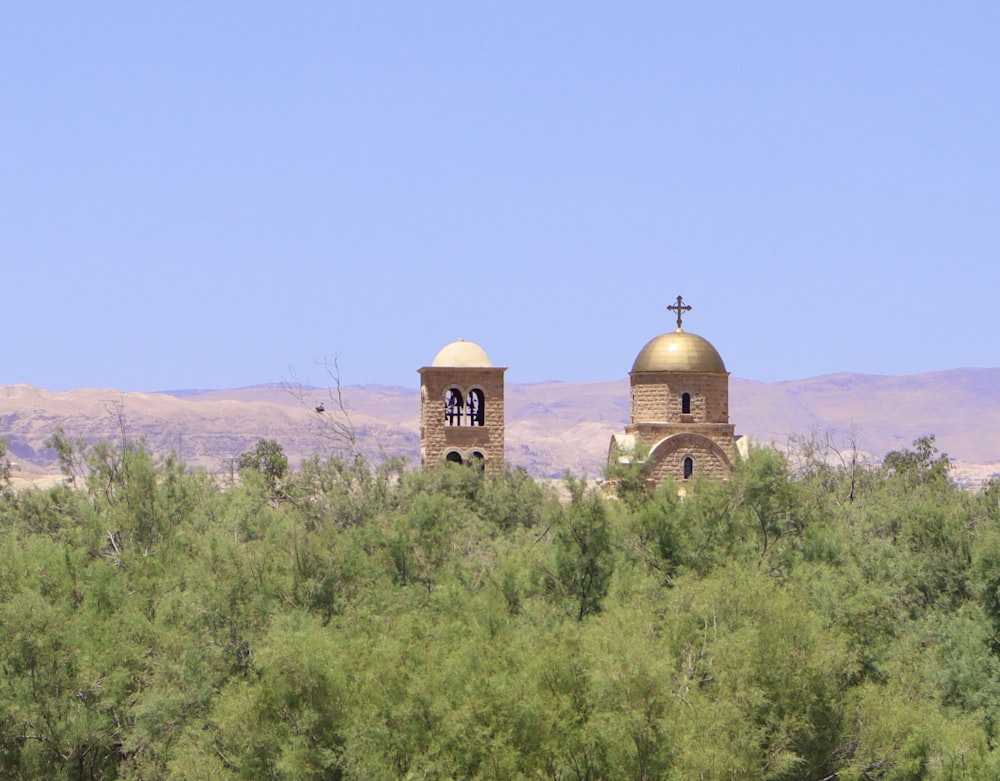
2,3,998,391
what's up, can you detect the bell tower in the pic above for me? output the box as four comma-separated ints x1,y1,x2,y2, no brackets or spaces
419,339,506,475
609,297,735,485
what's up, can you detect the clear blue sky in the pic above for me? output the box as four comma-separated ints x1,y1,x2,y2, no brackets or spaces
3,4,998,391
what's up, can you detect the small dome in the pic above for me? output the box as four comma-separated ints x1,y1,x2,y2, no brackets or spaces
631,330,727,373
431,339,493,367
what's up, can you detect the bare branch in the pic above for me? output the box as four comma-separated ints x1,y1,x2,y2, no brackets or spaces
285,355,360,459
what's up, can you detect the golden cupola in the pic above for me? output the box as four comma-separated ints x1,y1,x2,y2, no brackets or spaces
631,330,727,374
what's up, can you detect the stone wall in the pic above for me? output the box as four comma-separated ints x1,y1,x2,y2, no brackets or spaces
630,371,729,424
644,430,734,483
626,422,736,463
648,444,731,483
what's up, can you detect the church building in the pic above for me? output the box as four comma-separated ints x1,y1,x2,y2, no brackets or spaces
417,298,737,487
608,296,736,485
418,339,506,475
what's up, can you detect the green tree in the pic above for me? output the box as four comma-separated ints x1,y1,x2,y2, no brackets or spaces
604,440,654,508
884,434,950,485
550,477,615,621
238,438,289,494
0,436,11,498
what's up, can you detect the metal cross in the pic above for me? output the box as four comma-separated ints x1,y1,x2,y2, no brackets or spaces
667,295,692,330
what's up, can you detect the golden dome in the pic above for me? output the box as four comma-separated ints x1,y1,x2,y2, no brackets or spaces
631,329,727,373
431,339,494,367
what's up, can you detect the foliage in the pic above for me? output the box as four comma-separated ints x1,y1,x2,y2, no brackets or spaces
884,434,951,486
238,438,289,494
0,435,999,778
0,436,11,499
549,476,615,620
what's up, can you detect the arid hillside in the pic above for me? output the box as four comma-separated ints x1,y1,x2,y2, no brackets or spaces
1,367,998,486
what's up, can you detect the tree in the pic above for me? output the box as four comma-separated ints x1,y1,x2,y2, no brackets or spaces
884,435,950,485
0,436,11,498
550,477,615,621
604,440,654,508
44,426,90,484
286,355,359,458
238,439,289,493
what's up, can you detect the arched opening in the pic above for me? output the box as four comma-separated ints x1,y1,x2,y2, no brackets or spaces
466,388,485,426
648,434,734,485
469,450,486,472
445,451,464,465
445,388,464,426
681,392,691,415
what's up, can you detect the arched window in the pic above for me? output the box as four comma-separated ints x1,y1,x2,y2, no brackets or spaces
469,450,486,471
445,451,464,465
681,392,691,415
466,388,485,426
445,388,464,426
683,456,694,480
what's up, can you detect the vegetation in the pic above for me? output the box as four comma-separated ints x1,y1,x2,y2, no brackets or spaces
1,434,1000,779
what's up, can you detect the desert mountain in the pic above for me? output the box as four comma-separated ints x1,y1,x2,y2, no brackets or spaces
1,368,998,486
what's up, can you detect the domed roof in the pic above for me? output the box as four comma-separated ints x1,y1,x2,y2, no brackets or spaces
631,329,727,373
431,339,494,367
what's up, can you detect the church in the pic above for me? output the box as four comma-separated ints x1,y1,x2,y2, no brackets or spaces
607,296,736,485
419,297,737,485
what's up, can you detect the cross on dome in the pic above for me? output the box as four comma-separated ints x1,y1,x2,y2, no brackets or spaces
667,295,692,330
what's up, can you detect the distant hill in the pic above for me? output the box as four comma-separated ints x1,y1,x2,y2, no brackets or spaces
1,368,998,486
732,369,1000,470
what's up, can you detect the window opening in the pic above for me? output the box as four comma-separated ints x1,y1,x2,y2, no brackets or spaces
445,451,464,465
445,388,464,426
466,388,485,426
683,456,694,480
469,450,486,471
681,392,691,415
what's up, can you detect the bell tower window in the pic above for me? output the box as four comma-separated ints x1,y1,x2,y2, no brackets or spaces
683,456,694,480
681,392,691,415
466,389,485,426
445,388,464,426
